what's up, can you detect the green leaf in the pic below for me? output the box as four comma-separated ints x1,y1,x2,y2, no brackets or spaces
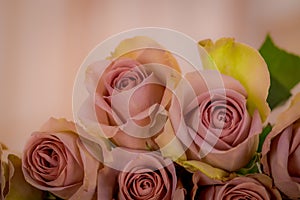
257,124,272,153
259,35,300,109
236,153,261,175
43,192,64,200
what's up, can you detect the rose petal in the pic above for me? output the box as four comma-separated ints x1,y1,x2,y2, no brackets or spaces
68,139,101,200
97,166,119,200
192,173,281,200
185,70,247,98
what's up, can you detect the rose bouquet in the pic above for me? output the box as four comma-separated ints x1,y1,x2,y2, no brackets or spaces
1,28,300,200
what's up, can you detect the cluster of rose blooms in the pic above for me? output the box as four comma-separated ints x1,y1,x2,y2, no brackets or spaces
1,36,299,200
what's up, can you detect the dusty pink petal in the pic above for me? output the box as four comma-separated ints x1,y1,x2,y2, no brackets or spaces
200,111,260,171
192,172,281,200
97,166,119,200
94,61,162,121
111,130,159,150
217,174,281,200
104,148,177,200
219,180,268,199
172,70,261,171
95,72,170,149
261,93,300,199
80,52,181,152
78,96,119,139
104,71,164,122
116,104,166,136
200,133,258,173
262,93,300,168
184,89,252,151
185,70,247,98
181,89,261,171
23,135,82,199
173,185,186,200
264,93,300,146
24,136,66,184
120,170,164,199
68,139,100,200
104,59,146,93
267,125,300,198
288,122,300,179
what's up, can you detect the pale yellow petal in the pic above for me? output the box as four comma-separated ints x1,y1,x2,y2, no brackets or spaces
176,159,235,181
109,36,181,73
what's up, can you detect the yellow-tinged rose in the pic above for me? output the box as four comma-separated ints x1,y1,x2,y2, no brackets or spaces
79,36,183,151
199,38,270,122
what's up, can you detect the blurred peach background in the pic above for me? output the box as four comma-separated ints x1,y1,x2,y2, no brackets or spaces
1,0,300,153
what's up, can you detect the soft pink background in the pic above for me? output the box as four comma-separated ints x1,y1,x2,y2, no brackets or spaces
1,0,300,153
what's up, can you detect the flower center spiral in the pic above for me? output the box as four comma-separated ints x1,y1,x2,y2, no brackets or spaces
212,107,231,129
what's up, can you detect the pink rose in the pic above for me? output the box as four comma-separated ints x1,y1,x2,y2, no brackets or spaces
262,93,300,199
97,147,185,200
192,172,281,200
22,118,101,199
79,50,181,150
170,70,262,171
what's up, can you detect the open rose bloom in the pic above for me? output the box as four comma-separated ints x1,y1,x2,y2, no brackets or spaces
78,36,183,151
